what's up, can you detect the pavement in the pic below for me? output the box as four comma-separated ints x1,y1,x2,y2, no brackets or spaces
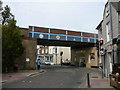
78,68,114,89
88,72,113,88
1,69,45,84
0,67,115,89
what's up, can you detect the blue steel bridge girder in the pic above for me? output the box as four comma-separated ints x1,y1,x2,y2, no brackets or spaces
29,31,98,46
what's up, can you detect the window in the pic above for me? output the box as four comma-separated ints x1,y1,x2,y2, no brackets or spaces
37,49,40,54
45,49,48,54
106,22,111,42
42,49,44,54
106,5,110,17
119,12,120,22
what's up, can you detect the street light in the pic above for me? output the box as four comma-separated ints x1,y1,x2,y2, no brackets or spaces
60,51,63,65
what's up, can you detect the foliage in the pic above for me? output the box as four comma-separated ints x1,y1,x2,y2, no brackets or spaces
2,19,24,71
0,1,2,71
2,5,24,72
0,1,2,12
0,24,1,38
0,1,3,35
2,5,14,25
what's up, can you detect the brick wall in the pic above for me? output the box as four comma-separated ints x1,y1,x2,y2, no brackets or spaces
50,29,66,34
19,28,37,69
22,38,37,69
20,28,29,38
67,31,81,36
82,33,95,37
28,26,97,38
34,27,49,33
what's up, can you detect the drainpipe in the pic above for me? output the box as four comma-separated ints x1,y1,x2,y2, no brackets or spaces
117,8,119,63
109,1,114,64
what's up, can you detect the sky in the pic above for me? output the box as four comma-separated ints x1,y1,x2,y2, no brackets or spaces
3,0,107,33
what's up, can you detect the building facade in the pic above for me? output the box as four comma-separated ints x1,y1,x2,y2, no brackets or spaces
96,0,120,77
37,45,71,65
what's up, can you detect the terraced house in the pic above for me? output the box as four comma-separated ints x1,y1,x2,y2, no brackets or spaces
96,0,120,77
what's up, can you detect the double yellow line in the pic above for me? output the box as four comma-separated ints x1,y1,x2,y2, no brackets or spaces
31,70,46,77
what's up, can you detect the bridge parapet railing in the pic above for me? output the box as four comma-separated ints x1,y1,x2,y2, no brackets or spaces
29,31,98,43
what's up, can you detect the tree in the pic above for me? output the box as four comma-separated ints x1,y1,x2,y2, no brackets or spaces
2,5,14,25
0,0,3,34
0,1,2,12
0,1,3,72
2,5,24,72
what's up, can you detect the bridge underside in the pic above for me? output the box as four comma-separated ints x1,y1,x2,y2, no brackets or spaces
37,39,95,47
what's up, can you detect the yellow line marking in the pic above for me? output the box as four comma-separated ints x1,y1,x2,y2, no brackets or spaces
31,70,46,77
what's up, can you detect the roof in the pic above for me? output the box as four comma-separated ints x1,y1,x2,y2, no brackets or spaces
96,20,103,30
19,27,28,30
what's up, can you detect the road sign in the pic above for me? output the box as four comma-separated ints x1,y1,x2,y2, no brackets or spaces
56,35,60,40
39,34,44,38
100,49,104,55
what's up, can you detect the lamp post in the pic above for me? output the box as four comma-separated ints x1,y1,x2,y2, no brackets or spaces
60,51,63,66
55,47,57,65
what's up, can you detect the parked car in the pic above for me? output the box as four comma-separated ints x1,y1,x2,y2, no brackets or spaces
62,59,71,65
50,62,54,65
44,60,51,65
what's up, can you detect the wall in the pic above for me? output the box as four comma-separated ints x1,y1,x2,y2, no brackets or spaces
111,4,119,38
22,39,37,69
71,47,98,68
29,26,97,38
118,12,120,34
50,46,71,64
102,3,111,43
57,47,71,63
19,28,37,69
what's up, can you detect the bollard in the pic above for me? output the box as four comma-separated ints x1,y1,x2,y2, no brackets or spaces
87,73,91,88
